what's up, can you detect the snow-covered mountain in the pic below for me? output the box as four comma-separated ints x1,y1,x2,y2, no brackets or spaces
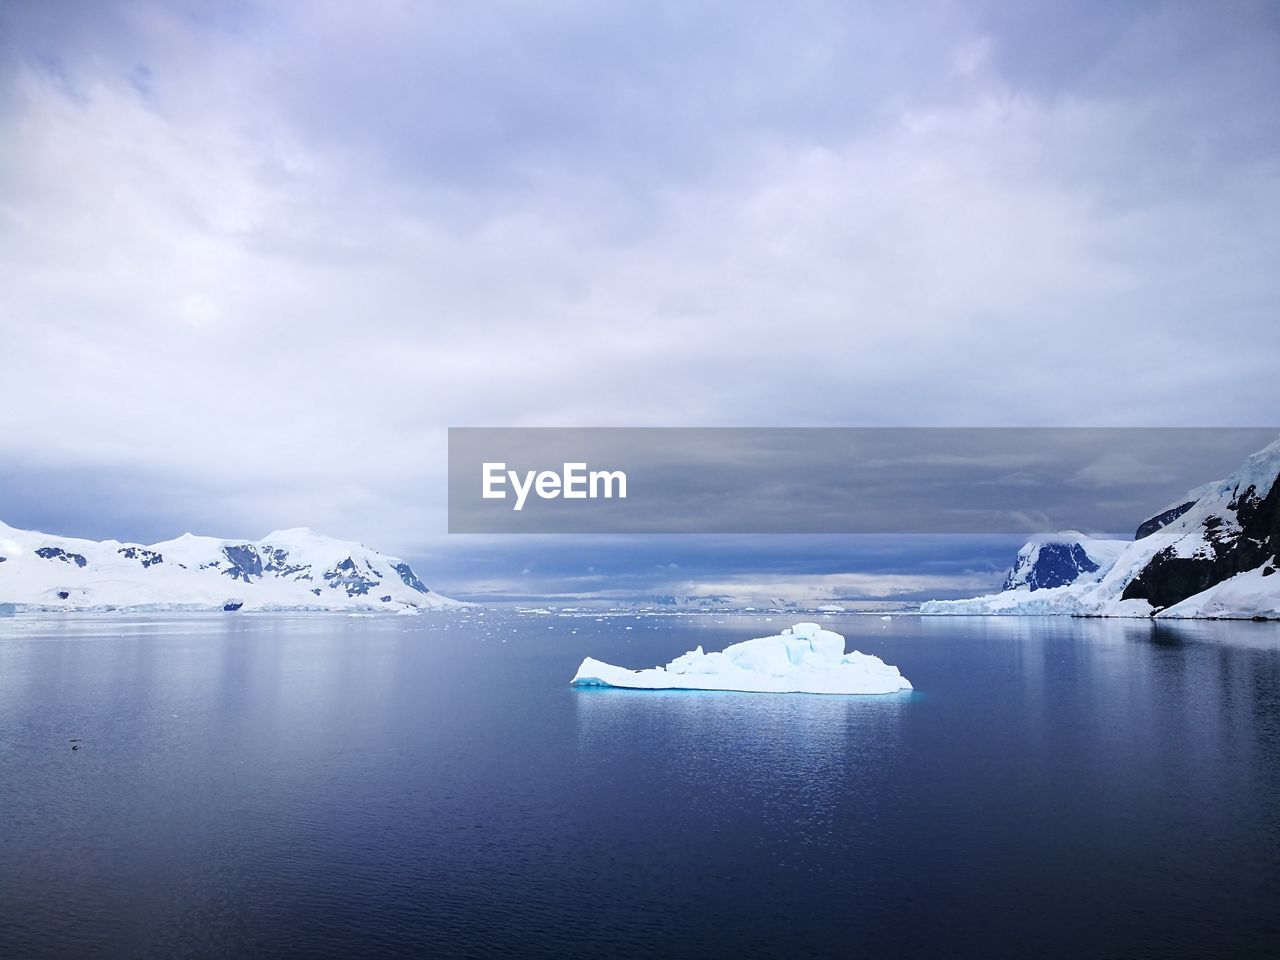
0,522,462,612
922,437,1280,620
628,595,736,609
1000,532,1129,592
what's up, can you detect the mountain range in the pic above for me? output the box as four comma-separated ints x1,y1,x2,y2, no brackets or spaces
0,523,460,613
923,437,1280,619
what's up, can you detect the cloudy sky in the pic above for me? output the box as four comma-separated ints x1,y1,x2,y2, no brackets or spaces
2,1,1277,600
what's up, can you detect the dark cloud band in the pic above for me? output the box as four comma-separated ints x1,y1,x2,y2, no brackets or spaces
449,427,1278,534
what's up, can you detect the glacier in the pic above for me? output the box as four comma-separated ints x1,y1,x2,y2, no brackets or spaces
0,521,462,613
571,622,912,694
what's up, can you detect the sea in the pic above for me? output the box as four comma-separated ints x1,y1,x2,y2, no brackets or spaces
1,611,1277,958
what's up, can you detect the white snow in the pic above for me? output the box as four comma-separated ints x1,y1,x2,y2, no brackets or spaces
922,437,1280,620
1001,532,1129,591
570,622,912,695
1155,566,1280,620
0,520,463,613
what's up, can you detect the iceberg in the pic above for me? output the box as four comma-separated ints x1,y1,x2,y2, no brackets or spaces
571,622,912,695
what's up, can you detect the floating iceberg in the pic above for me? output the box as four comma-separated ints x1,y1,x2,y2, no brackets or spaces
571,622,912,695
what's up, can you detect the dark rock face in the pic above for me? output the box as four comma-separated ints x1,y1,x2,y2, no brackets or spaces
393,562,429,594
118,546,163,567
262,547,310,579
223,601,243,611
1122,479,1280,611
323,558,380,597
1005,543,1100,592
35,547,87,568
1135,501,1197,540
646,595,733,607
221,545,263,582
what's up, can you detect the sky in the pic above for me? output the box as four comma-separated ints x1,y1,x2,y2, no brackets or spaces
1,1,1278,600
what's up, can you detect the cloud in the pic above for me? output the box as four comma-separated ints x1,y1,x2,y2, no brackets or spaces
675,571,1003,602
950,37,994,77
0,0,1277,587
411,533,1020,601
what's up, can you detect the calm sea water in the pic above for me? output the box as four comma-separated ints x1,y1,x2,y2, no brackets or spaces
1,611,1278,959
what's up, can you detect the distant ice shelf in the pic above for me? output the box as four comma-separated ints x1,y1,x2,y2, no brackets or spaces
570,622,912,695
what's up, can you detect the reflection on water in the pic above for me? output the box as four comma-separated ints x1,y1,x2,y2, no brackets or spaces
576,688,908,851
0,611,1277,959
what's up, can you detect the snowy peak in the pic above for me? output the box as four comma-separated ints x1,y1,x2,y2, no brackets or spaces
923,435,1280,620
0,522,461,613
1119,440,1280,614
1224,436,1280,501
1135,438,1280,541
1002,533,1128,592
262,526,322,540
